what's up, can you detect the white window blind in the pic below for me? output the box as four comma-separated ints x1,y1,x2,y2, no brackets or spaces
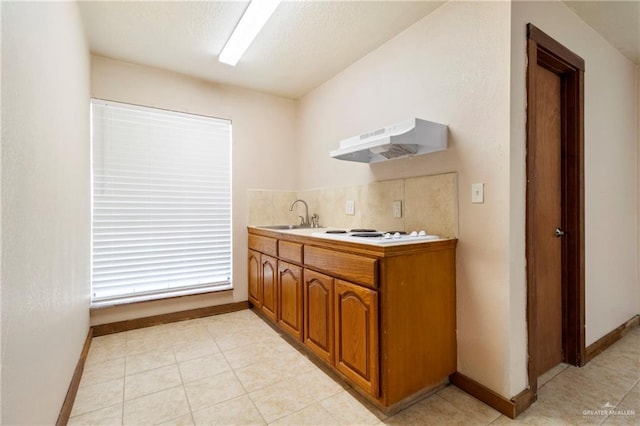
91,99,232,305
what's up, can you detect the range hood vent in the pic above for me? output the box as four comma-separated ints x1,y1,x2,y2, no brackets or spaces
330,118,447,164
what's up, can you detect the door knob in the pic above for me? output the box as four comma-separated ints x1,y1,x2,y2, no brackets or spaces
555,228,565,237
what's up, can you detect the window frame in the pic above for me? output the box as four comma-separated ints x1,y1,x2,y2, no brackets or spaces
90,98,233,307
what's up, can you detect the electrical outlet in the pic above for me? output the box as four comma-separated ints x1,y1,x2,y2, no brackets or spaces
392,200,402,218
345,200,355,215
471,182,484,203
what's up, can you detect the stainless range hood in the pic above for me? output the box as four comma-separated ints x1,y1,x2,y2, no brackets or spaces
330,118,447,164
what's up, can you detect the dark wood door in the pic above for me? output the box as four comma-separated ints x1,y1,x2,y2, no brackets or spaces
334,279,378,396
261,255,277,322
526,25,586,404
304,269,334,363
531,64,563,376
277,261,303,340
248,250,262,308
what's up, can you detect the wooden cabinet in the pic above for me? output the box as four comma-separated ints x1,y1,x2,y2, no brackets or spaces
278,261,303,340
247,227,456,413
248,235,278,323
261,255,278,322
248,249,261,308
304,269,334,363
247,249,278,323
334,279,379,396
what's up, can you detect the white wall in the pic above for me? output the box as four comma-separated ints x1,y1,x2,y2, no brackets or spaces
1,2,91,424
510,1,639,357
0,2,3,421
298,1,514,397
298,0,639,400
90,56,299,323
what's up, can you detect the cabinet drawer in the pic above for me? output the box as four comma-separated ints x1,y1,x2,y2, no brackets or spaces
279,240,303,264
248,235,278,257
304,246,378,289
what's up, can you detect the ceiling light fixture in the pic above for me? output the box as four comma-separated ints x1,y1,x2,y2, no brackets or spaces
219,0,282,66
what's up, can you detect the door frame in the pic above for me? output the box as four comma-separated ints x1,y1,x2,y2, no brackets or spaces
525,23,585,396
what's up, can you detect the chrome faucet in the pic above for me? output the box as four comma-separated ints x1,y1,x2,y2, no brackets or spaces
289,199,310,227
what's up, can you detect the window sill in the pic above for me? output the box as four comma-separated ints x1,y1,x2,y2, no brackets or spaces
90,285,233,310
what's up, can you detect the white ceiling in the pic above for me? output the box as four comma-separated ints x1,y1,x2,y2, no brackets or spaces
563,0,639,64
78,1,639,100
78,1,445,99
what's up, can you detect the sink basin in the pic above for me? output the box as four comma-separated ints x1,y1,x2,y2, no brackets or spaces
257,224,312,230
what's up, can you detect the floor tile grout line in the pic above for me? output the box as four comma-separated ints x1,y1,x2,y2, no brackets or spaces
118,345,187,422
242,389,270,426
124,348,178,378
243,367,318,425
76,359,127,390
166,347,195,425
240,366,306,395
330,387,390,423
81,316,290,423
171,323,199,426
263,400,319,425
218,340,269,425
67,401,124,423
233,324,380,424
68,375,128,418
432,393,482,421
121,384,188,425
172,323,270,420
121,339,127,426
222,336,308,394
487,414,505,425
266,399,336,425
600,376,640,425
73,312,640,425
434,389,503,424
258,370,345,425
539,363,571,390
315,390,355,424
617,376,640,404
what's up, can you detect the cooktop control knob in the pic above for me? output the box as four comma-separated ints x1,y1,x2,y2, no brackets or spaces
410,231,418,237
418,230,426,236
393,232,401,239
384,233,392,239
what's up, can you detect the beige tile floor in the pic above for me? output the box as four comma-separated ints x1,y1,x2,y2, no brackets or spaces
70,310,639,425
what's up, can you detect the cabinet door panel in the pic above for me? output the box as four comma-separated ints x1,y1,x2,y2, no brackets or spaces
304,270,334,363
335,279,378,396
261,255,277,322
278,261,303,340
248,250,262,308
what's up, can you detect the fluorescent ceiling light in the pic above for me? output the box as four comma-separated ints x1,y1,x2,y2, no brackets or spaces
219,0,281,66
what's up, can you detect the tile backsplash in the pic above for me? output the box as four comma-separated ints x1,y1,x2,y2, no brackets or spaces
247,172,458,238
247,190,298,226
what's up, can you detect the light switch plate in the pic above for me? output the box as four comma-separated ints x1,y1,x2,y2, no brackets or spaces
346,200,355,215
471,183,484,203
392,200,402,218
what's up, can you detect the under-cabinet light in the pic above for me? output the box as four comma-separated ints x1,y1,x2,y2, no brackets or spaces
219,0,281,66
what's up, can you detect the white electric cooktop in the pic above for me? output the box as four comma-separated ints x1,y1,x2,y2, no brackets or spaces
311,228,441,246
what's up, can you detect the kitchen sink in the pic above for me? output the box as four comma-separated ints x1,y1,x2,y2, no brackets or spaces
257,224,312,230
